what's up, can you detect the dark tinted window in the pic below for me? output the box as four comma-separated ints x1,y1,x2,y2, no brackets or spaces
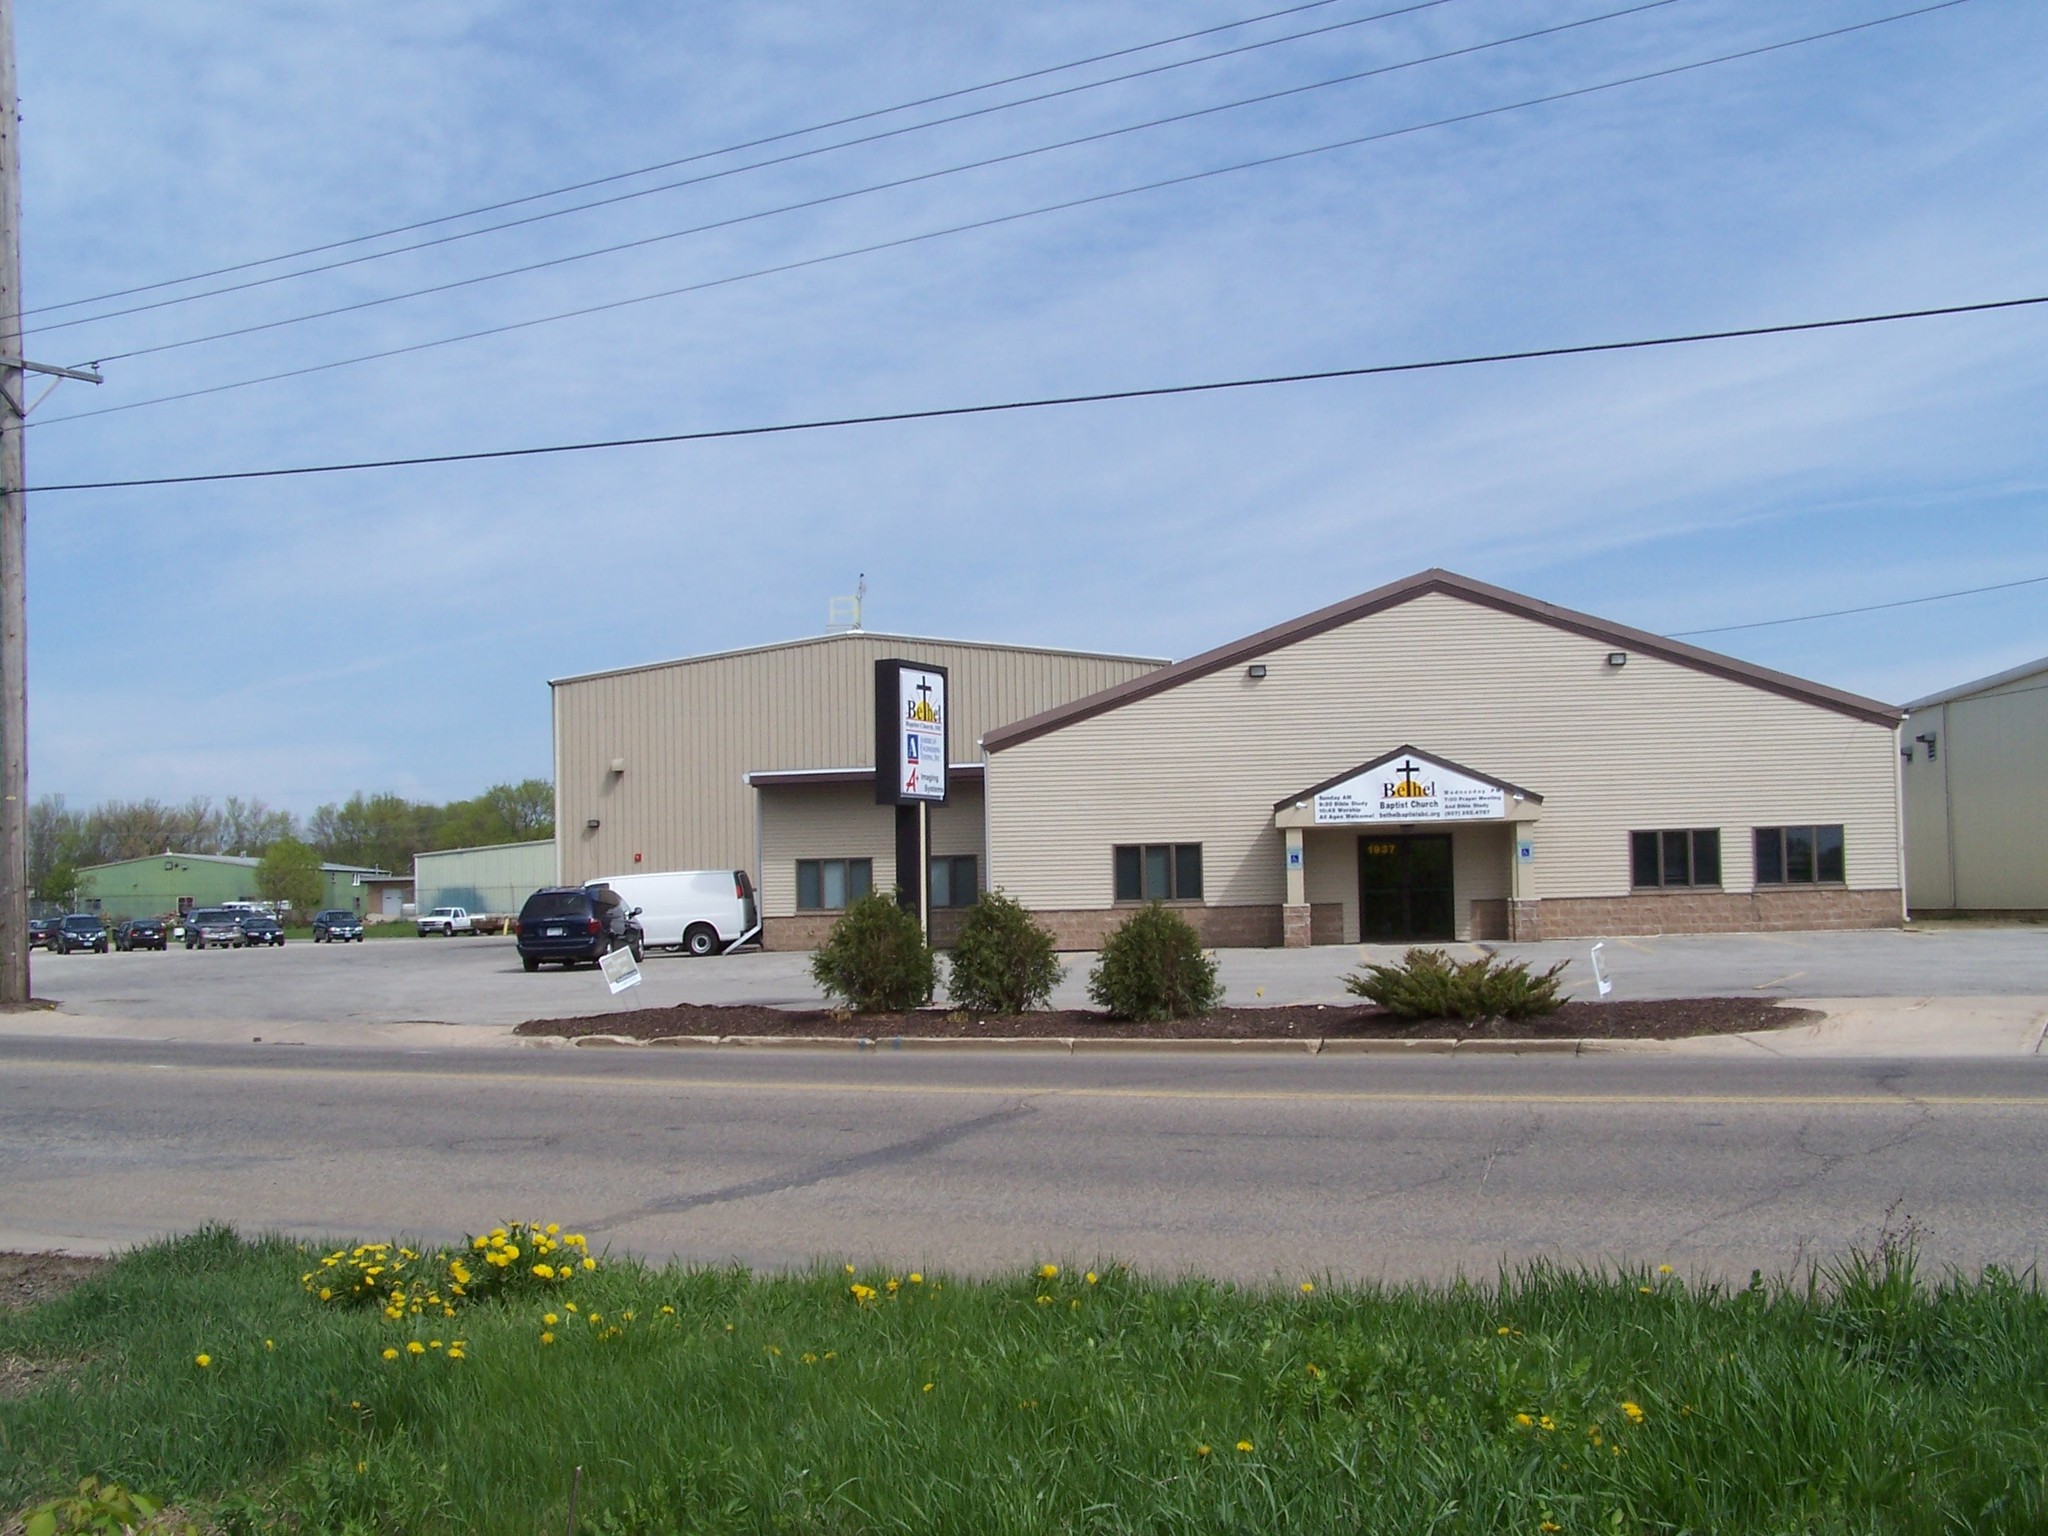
1113,846,1141,902
1816,825,1845,883
62,916,98,930
522,890,593,920
1113,844,1203,901
1631,830,1720,888
1754,828,1783,884
1630,831,1660,887
1692,832,1722,886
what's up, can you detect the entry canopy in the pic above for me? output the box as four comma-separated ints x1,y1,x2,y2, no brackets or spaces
1274,746,1542,827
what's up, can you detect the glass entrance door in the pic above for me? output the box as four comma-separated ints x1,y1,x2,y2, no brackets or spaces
1357,834,1455,941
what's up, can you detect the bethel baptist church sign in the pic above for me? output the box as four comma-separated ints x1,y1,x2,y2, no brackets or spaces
1311,751,1508,824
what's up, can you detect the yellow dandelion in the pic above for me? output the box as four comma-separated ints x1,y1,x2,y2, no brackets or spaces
1305,1363,1322,1379
923,1382,935,1392
381,1348,399,1361
1539,1416,1556,1432
845,1263,856,1275
886,1278,900,1294
1622,1401,1645,1424
1039,1263,1059,1279
1196,1445,1211,1457
1515,1413,1533,1426
1657,1264,1674,1275
406,1341,425,1356
194,1353,212,1368
582,1257,596,1270
909,1272,923,1284
1541,1524,1562,1534
540,1331,555,1345
1086,1272,1098,1285
1236,1440,1254,1453
532,1263,555,1279
1497,1326,1512,1336
264,1338,275,1351
1299,1282,1314,1294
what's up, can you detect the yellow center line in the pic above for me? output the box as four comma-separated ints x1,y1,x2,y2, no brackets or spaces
6,1055,2047,1109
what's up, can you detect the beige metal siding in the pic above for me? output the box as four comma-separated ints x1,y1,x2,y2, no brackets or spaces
414,841,557,917
987,591,1901,911
1901,702,1953,909
1941,674,2048,909
756,782,987,917
555,635,1159,886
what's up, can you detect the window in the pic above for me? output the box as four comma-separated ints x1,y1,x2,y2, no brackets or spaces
1629,829,1721,888
1754,826,1844,884
1113,843,1203,902
795,858,873,911
929,855,978,909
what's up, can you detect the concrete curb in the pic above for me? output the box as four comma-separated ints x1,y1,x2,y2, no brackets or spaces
570,1033,1610,1055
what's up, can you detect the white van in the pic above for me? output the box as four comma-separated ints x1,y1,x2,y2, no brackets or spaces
587,869,757,956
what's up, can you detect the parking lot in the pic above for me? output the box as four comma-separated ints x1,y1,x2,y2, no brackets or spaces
14,923,2048,1047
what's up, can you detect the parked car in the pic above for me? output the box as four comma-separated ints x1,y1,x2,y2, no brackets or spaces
53,913,109,954
311,909,365,942
114,917,167,952
588,869,757,956
516,886,643,972
185,908,245,949
28,915,59,949
417,906,476,937
238,911,286,947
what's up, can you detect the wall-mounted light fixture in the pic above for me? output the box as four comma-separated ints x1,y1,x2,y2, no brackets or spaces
609,757,627,775
1606,652,1628,668
1246,664,1268,680
585,817,601,831
1915,732,1937,762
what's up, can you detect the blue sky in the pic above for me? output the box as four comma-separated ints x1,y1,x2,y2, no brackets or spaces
19,0,2048,812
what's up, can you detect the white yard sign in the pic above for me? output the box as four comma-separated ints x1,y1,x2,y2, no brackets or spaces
1312,753,1507,824
897,667,947,802
600,945,643,995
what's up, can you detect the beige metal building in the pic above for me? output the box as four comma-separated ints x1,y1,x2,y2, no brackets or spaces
1902,655,2048,915
551,632,1165,944
552,571,1907,948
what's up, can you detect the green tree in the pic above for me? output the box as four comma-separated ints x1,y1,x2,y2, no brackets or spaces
256,837,325,918
36,858,78,911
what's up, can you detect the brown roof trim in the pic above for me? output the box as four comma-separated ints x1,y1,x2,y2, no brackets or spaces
1275,745,1542,811
746,764,984,789
983,569,1903,751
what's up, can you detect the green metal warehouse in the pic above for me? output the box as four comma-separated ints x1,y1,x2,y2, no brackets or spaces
77,852,386,921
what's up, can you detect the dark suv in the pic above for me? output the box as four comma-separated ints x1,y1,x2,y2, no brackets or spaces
28,915,59,949
311,909,365,942
54,913,109,954
238,911,286,947
517,886,643,972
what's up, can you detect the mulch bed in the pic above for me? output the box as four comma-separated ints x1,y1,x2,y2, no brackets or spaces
515,997,1819,1043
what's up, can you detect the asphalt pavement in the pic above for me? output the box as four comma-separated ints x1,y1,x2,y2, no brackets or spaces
6,1034,2046,1284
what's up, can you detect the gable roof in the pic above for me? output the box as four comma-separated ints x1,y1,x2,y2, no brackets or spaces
550,628,1165,688
1905,654,2048,711
983,569,1902,751
1274,745,1543,811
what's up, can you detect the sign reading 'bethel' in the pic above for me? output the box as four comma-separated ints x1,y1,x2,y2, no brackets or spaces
1312,753,1506,824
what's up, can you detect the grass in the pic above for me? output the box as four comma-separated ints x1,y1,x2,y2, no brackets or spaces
4,1227,2046,1533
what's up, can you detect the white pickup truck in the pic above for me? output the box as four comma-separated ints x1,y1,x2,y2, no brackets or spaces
416,906,477,937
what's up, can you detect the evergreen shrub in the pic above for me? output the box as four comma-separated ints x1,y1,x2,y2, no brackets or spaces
945,890,1064,1014
1087,902,1221,1022
1344,946,1567,1020
810,891,936,1012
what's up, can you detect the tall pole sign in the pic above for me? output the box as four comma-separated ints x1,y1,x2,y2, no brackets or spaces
875,660,949,934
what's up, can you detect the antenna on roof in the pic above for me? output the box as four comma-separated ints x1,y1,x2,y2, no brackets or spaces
827,574,866,633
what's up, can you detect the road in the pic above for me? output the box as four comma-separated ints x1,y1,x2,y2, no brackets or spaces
6,1035,2046,1284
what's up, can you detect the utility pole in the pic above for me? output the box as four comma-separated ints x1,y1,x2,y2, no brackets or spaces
0,0,102,1003
0,0,28,1006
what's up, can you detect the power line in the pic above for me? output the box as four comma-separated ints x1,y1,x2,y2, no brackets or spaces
1672,572,2048,636
26,0,1413,320
73,0,1681,364
37,1,1969,425
35,0,1466,338
26,292,2047,493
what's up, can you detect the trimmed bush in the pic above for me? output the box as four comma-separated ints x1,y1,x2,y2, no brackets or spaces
1344,946,1567,1020
945,890,1064,1014
810,892,936,1012
1087,902,1221,1022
